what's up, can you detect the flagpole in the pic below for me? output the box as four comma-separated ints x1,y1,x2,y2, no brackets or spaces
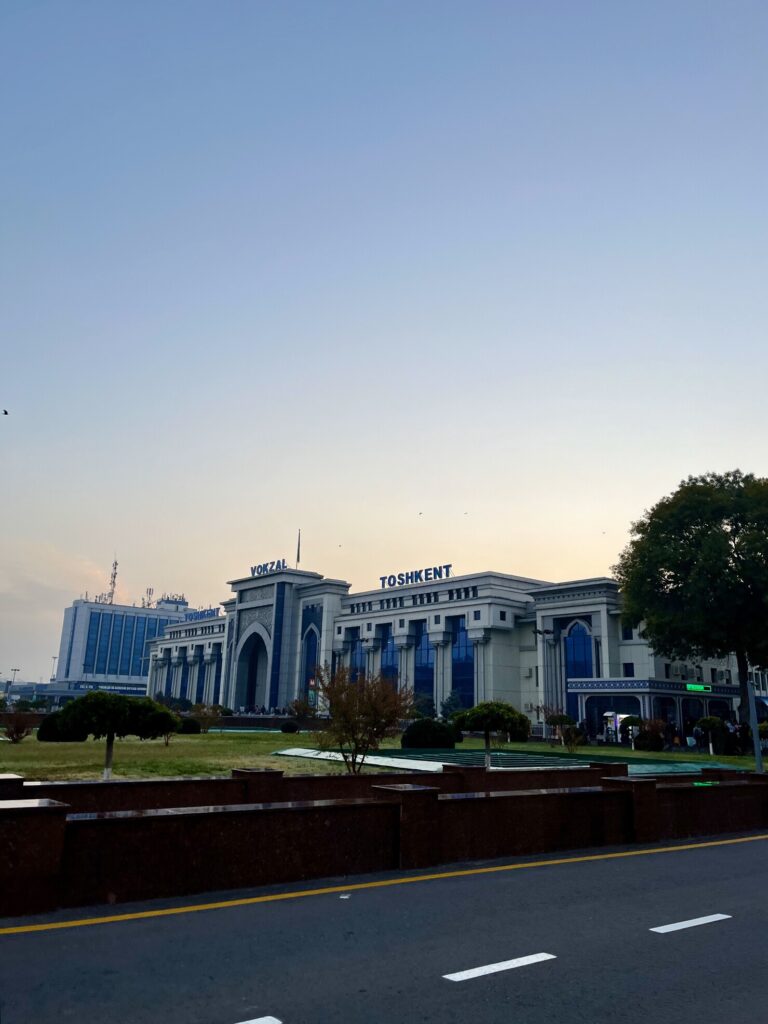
296,528,301,568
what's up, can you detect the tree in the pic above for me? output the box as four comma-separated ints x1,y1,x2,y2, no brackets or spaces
545,713,574,747
55,693,179,779
453,701,531,769
614,471,768,722
315,665,415,774
3,712,36,744
289,697,317,721
440,690,463,720
412,694,436,719
191,703,221,734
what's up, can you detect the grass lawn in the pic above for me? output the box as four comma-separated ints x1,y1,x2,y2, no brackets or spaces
0,729,759,780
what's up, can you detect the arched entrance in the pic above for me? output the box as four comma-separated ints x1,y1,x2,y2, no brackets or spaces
234,631,270,712
584,694,640,738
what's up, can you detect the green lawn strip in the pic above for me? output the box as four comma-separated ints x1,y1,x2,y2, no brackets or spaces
0,729,758,780
0,731,390,781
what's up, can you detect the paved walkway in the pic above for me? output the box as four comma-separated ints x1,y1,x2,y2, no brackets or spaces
276,746,739,775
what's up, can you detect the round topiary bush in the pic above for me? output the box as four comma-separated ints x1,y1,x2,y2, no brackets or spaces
36,711,88,742
281,720,300,733
178,717,202,734
634,730,664,752
401,718,456,749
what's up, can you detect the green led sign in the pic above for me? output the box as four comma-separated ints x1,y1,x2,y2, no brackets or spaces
685,683,712,692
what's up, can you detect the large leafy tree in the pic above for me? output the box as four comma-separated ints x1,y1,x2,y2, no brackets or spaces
45,693,178,779
614,471,768,721
453,700,530,769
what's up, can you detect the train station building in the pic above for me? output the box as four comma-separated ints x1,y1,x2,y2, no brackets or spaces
144,560,767,734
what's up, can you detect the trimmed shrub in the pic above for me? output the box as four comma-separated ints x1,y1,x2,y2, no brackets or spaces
37,711,88,742
401,718,456,749
633,730,664,752
178,717,202,735
281,720,300,733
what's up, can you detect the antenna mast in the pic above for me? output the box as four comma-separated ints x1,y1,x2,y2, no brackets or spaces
107,558,118,605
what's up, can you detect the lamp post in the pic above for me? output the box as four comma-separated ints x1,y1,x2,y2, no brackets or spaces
11,668,19,685
747,677,764,774
50,655,58,681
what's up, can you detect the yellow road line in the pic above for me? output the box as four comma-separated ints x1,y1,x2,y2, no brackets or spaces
3,832,767,937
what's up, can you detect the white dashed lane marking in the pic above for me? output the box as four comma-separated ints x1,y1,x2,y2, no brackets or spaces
443,952,557,982
650,913,732,934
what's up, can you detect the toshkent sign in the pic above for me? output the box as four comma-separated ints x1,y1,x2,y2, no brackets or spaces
250,558,288,577
379,564,453,589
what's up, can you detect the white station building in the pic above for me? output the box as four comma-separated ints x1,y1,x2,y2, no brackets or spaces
145,559,768,734
55,594,212,698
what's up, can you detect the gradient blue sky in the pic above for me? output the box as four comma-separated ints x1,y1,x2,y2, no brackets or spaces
2,0,767,680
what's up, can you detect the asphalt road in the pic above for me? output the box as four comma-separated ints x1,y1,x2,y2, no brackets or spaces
2,834,768,1024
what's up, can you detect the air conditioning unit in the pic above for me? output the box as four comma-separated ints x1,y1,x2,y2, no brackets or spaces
524,703,534,712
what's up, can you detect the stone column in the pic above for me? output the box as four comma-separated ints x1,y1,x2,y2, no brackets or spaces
395,640,413,691
203,652,216,704
186,649,198,704
170,654,183,699
432,641,448,710
473,637,489,704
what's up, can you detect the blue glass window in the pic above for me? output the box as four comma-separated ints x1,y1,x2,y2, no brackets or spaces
379,625,398,684
107,614,124,675
95,614,112,674
131,618,147,676
195,649,206,703
84,612,100,673
413,621,434,698
565,622,593,679
302,629,319,696
179,652,190,701
449,616,474,708
120,617,136,676
212,653,222,705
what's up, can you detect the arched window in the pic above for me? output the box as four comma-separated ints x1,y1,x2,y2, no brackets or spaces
301,628,319,696
564,621,593,680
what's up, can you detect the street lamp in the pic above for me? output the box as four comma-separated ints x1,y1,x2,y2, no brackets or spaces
10,668,19,685
50,655,58,681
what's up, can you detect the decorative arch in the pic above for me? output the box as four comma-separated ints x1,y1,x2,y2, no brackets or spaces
564,620,594,680
300,625,321,699
233,621,272,711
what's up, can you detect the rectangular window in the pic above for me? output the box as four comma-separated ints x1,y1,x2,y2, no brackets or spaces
622,662,635,678
434,614,440,624
398,619,405,628
473,610,481,621
664,663,671,679
710,667,717,684
336,626,342,635
107,614,124,675
95,614,112,674
366,622,372,632
500,610,507,621
119,617,136,675
621,625,633,641
83,612,101,673
131,617,147,676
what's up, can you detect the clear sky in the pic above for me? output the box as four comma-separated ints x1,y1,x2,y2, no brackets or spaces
2,0,767,681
